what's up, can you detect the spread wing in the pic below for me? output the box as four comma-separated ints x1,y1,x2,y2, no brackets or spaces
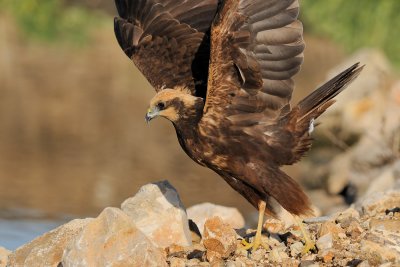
114,0,219,97
204,0,304,123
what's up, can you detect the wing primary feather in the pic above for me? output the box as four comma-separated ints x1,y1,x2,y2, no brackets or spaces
261,65,301,80
255,44,304,61
250,6,298,30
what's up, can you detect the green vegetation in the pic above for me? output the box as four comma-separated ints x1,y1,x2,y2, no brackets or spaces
0,0,105,44
301,0,400,68
1,0,399,67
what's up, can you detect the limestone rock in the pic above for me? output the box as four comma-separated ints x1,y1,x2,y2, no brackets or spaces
327,153,352,195
186,258,202,266
307,189,344,215
121,181,192,248
169,257,186,267
322,48,393,137
345,220,364,239
327,136,396,197
318,221,345,240
187,203,245,234
225,260,239,267
7,218,91,267
250,247,266,261
357,261,371,267
269,247,289,264
356,190,400,215
318,51,400,199
289,241,303,257
365,160,400,197
335,207,360,224
263,217,286,234
369,218,400,233
233,256,257,267
62,207,167,267
318,249,335,263
299,260,320,267
316,233,333,251
361,239,400,265
0,247,10,267
202,216,237,261
284,259,301,267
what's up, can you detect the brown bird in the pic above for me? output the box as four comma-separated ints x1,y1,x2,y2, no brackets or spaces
114,0,362,251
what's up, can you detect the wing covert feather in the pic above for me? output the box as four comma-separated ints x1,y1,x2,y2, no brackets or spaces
114,0,218,97
204,0,304,121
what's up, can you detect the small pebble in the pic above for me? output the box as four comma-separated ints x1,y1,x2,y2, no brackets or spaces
290,241,303,257
250,248,266,261
300,260,319,267
357,260,371,267
269,248,283,263
319,249,335,263
169,257,185,267
316,233,333,251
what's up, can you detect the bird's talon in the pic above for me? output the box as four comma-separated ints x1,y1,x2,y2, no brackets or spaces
240,237,269,251
301,240,316,254
241,239,250,246
240,239,253,250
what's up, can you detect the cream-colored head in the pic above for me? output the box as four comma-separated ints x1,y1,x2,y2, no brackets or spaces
145,88,204,124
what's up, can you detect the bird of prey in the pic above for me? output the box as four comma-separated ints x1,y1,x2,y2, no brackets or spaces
114,0,362,251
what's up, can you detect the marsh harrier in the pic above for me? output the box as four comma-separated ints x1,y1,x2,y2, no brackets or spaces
114,0,362,251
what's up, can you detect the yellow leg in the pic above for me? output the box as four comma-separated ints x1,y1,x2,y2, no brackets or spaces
241,201,269,251
295,217,315,254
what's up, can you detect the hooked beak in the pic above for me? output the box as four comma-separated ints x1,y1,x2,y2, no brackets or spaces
145,107,159,123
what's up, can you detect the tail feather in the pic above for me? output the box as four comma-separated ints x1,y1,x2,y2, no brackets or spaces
298,62,364,122
281,62,364,165
264,167,313,216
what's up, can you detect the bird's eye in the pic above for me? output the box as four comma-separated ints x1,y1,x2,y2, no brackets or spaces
157,102,165,110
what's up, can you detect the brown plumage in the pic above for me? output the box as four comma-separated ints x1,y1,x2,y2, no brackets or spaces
114,0,363,219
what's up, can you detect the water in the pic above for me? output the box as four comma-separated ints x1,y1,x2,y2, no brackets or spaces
0,219,65,250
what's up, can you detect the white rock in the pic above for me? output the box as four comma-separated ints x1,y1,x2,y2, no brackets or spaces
323,49,392,136
335,207,360,223
357,261,371,267
290,241,304,257
269,247,283,263
0,247,11,267
121,181,192,248
62,207,167,267
327,153,352,195
316,233,333,251
322,54,400,198
361,238,400,265
169,257,186,267
365,162,400,196
356,190,400,215
327,135,399,197
301,263,320,267
202,216,237,261
225,260,240,267
187,202,244,234
7,218,91,267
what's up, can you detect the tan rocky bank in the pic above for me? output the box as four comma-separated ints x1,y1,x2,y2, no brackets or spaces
2,181,400,266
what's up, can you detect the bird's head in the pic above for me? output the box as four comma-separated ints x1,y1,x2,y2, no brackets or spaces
145,88,204,124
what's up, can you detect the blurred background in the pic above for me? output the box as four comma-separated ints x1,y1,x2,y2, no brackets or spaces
0,0,399,249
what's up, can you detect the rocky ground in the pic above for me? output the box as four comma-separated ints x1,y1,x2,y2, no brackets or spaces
1,8,400,266
1,39,399,266
1,181,399,267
